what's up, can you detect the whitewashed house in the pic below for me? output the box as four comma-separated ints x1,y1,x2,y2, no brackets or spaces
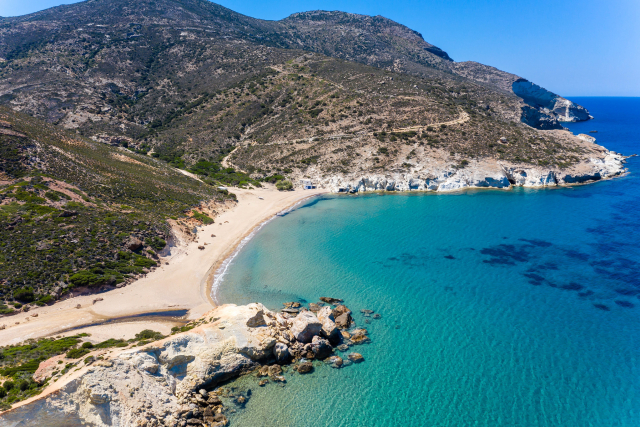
300,179,316,190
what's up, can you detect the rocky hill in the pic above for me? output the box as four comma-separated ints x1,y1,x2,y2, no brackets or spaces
0,0,590,150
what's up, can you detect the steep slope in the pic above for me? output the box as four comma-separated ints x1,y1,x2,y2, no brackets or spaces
0,106,233,310
453,61,592,125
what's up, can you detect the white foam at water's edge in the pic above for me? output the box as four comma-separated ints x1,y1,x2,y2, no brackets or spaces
210,194,321,303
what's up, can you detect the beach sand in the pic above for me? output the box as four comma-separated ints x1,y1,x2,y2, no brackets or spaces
0,186,327,346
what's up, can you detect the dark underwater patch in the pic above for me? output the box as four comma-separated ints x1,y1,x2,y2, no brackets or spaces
615,300,635,308
444,255,455,260
578,290,595,298
565,250,590,261
593,304,610,311
560,191,592,199
480,244,530,266
615,288,639,296
559,282,585,291
519,238,553,247
524,273,545,282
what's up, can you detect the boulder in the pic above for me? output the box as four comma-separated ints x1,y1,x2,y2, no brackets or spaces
296,361,314,374
290,311,322,343
273,343,291,364
125,236,143,251
268,365,282,378
246,308,267,327
335,313,353,329
311,336,332,360
325,356,343,369
319,297,343,305
348,353,364,363
332,304,351,319
351,328,371,345
317,306,340,344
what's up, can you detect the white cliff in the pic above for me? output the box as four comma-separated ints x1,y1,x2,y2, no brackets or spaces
320,151,628,193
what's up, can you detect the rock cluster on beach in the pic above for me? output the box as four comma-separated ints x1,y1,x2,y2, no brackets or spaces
20,299,376,426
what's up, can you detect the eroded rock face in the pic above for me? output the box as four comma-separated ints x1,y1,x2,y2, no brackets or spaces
322,149,627,194
311,336,333,360
273,342,291,364
17,301,368,426
21,304,277,426
317,306,340,344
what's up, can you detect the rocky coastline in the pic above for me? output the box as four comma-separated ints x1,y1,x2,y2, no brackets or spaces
320,150,629,193
5,299,374,426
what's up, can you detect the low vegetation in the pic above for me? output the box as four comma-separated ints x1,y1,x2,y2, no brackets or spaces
0,329,166,410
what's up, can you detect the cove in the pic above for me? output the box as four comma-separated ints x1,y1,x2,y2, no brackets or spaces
217,98,640,426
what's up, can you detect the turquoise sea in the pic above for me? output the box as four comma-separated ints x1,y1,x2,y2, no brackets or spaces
217,98,640,426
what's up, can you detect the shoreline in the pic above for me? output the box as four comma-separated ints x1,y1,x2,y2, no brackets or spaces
0,170,629,347
207,191,326,305
0,186,328,347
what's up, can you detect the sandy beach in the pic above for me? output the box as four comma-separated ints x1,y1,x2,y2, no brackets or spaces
0,186,327,347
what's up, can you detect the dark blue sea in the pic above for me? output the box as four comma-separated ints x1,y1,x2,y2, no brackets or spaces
217,97,640,426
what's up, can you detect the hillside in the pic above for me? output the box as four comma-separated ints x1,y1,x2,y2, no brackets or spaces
0,0,590,157
0,106,234,311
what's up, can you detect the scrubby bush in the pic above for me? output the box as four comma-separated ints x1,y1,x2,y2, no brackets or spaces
69,271,102,287
13,288,35,303
145,236,166,251
66,348,90,359
275,180,293,191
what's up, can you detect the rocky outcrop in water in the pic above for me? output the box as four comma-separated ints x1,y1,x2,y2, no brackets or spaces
12,301,369,426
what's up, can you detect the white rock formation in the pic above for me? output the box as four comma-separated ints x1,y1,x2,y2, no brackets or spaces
321,151,627,193
9,303,315,427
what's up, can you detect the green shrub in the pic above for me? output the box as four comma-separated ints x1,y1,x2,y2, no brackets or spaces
0,304,14,315
133,256,156,268
66,348,90,359
13,287,35,303
35,295,54,306
134,330,164,342
3,382,14,391
145,236,166,251
276,180,293,191
69,270,103,287
94,338,128,349
192,212,214,225
81,342,94,349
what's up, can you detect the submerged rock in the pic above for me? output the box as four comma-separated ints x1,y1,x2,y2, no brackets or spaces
326,356,343,369
296,361,314,374
320,297,343,305
348,353,364,363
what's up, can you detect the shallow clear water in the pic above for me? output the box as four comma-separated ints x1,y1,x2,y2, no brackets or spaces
217,98,640,427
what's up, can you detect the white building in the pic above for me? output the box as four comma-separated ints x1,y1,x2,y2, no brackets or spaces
300,179,316,190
